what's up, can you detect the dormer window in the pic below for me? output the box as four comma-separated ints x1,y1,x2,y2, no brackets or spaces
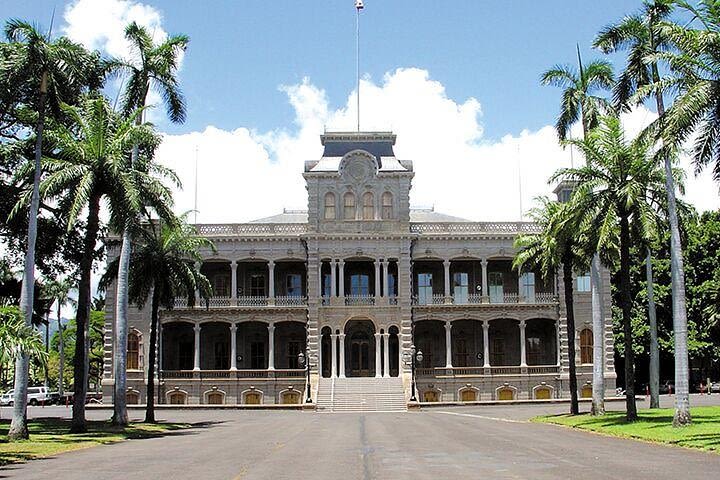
362,192,374,220
381,192,393,219
344,192,356,219
324,192,336,219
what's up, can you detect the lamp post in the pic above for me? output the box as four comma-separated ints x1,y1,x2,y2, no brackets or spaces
402,345,423,402
297,350,313,403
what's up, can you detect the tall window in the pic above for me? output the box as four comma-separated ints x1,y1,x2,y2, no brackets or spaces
250,341,265,369
381,192,393,219
213,340,228,369
453,272,469,303
287,341,302,369
323,273,332,298
387,273,396,297
491,337,505,365
127,332,139,370
362,192,374,219
343,192,356,219
580,328,593,364
286,274,302,297
489,272,504,303
417,273,433,305
350,274,370,296
577,272,591,292
527,336,543,365
324,192,336,219
250,274,265,297
212,274,229,297
520,272,536,302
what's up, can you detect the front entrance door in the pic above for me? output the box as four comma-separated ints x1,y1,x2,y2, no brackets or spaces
350,335,371,376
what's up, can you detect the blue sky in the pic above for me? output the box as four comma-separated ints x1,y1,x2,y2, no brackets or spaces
3,0,716,226
10,1,642,139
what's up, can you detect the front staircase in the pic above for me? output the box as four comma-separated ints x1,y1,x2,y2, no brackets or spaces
316,377,407,413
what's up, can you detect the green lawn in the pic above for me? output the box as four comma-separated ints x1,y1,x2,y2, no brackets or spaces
534,406,720,452
0,418,190,466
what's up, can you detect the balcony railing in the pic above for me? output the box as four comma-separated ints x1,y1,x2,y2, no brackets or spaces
412,293,557,306
416,365,559,377
412,294,446,305
172,296,308,308
345,295,375,306
162,369,306,379
275,296,307,306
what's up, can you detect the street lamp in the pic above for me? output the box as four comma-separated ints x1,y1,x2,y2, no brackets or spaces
297,350,312,403
402,345,423,402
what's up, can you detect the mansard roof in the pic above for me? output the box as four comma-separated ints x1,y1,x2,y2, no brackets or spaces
305,131,412,173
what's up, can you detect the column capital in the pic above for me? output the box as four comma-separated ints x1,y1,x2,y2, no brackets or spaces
483,319,490,328
268,259,275,268
519,319,526,328
330,258,337,265
445,320,453,330
338,259,345,266
382,258,389,266
381,332,389,338
230,323,238,332
374,333,382,339
443,259,451,267
230,260,237,268
267,322,275,330
193,323,201,333
338,333,346,339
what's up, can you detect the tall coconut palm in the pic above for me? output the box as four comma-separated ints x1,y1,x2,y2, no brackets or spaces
594,0,677,411
3,19,100,441
556,115,672,422
103,214,211,422
43,278,75,397
26,96,176,433
541,48,614,415
108,22,188,426
514,197,583,414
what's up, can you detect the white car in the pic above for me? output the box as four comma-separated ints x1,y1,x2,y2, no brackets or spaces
0,386,52,406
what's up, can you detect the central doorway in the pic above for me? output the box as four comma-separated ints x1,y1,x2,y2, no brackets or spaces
344,319,376,377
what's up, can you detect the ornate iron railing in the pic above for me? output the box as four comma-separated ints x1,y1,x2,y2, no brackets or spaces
345,295,375,306
410,222,541,234
196,223,307,236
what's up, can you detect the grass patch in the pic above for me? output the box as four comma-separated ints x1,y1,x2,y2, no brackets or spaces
0,418,190,466
534,405,720,452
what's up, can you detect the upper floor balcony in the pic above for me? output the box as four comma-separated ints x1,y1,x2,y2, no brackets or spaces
412,258,556,307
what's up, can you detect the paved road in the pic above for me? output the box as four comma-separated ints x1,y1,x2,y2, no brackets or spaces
2,396,719,479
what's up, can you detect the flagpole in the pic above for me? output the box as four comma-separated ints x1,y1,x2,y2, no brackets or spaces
194,145,198,225
355,1,363,132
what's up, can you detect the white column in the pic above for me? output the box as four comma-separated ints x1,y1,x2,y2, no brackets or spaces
374,333,382,378
481,259,489,298
519,320,527,367
230,261,238,301
157,323,163,375
443,260,451,302
318,261,324,298
195,261,202,305
556,320,562,366
382,333,390,378
268,260,275,302
317,332,323,376
193,324,201,371
267,322,275,370
330,333,338,378
382,260,389,298
330,259,337,297
482,320,490,368
445,321,453,368
374,259,381,300
338,333,346,378
230,323,237,370
518,272,524,302
338,260,345,298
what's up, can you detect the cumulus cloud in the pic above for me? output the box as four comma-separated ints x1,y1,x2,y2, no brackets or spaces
157,67,717,224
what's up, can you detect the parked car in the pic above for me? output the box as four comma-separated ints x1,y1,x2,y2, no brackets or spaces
0,389,14,406
0,386,52,406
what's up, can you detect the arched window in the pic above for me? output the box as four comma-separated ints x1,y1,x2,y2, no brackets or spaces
343,192,356,219
324,192,336,219
127,332,139,370
580,328,593,364
381,192,393,219
362,192,374,220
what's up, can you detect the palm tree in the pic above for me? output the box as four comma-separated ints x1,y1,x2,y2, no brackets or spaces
30,95,176,433
594,0,678,412
109,22,189,427
43,278,75,397
103,214,211,422
556,115,671,422
541,48,614,415
514,197,582,414
0,307,48,380
3,19,100,441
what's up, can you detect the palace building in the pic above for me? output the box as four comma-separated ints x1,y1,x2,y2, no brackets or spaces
102,131,616,410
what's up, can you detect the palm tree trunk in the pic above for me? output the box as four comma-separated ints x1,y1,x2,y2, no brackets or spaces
145,285,159,423
647,249,660,408
8,71,47,441
70,191,102,434
112,224,133,427
44,315,49,388
57,302,64,398
650,64,690,426
620,212,637,421
563,249,579,415
590,255,605,415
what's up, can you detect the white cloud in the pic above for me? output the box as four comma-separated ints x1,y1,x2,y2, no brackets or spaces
157,67,718,225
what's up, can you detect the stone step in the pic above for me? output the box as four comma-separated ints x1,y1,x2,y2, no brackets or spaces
316,377,407,413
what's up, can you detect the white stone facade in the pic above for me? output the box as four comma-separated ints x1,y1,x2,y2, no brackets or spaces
102,131,615,405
